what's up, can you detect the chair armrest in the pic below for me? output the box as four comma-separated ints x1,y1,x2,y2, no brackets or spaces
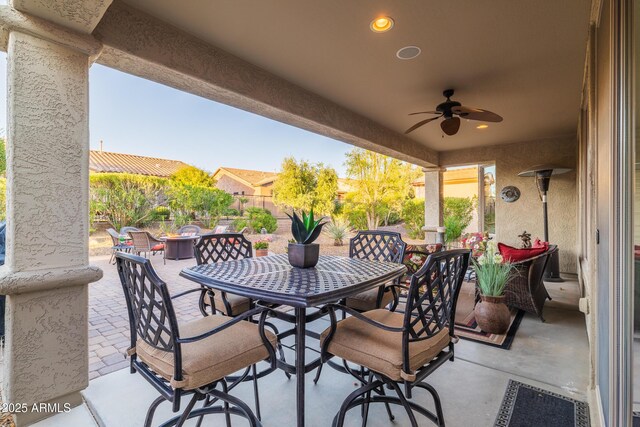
170,288,204,300
176,306,268,343
323,303,406,333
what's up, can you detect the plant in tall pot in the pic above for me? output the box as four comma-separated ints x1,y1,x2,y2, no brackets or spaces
287,209,327,268
473,243,514,334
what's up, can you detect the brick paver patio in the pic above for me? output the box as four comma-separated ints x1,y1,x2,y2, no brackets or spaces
88,255,204,380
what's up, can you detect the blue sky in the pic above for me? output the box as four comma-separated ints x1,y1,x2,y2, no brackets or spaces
0,54,353,176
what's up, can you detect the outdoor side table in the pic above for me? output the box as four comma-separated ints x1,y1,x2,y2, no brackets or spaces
180,253,406,427
161,235,199,260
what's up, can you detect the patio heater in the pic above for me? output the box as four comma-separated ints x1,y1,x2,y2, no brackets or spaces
518,165,572,282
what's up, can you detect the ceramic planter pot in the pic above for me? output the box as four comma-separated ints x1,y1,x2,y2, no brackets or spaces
474,295,510,334
287,243,319,268
255,249,269,257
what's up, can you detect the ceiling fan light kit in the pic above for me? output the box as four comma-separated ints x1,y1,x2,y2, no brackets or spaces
405,89,503,136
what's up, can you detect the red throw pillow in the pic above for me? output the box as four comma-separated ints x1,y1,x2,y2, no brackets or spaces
151,243,165,251
532,238,548,248
635,245,640,260
498,242,548,262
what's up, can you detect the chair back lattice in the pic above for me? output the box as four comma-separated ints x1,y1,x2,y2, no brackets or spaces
178,225,201,236
120,226,140,235
115,252,178,354
402,249,470,353
349,231,406,264
106,228,122,246
194,233,253,265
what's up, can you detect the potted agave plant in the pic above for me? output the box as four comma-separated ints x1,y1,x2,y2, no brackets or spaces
473,243,514,334
287,209,327,268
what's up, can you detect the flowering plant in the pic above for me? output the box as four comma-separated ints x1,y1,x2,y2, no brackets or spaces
253,237,271,250
473,241,513,297
462,232,492,257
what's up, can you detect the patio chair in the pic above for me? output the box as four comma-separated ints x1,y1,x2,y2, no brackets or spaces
194,233,254,318
106,228,132,264
314,231,407,385
345,231,407,312
128,230,166,264
502,245,557,322
115,252,277,427
194,232,290,416
178,224,201,236
120,226,140,235
320,249,471,427
212,225,229,234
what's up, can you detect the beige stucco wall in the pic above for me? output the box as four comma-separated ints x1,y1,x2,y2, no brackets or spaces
215,174,256,196
440,136,577,273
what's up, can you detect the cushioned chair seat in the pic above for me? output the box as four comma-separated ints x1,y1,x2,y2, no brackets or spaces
345,287,394,312
320,309,450,382
204,291,252,316
136,315,276,390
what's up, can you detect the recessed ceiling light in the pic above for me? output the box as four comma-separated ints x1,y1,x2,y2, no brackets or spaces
396,46,421,60
370,16,394,33
476,124,489,129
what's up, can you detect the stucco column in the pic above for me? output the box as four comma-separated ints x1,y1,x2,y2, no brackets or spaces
0,27,102,425
422,167,445,243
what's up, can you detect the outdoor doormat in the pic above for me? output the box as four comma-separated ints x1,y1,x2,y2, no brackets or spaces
454,281,524,349
495,380,590,427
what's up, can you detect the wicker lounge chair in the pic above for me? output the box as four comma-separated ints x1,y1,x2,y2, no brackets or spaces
128,230,166,264
119,226,140,235
106,228,132,264
178,224,201,236
502,245,557,322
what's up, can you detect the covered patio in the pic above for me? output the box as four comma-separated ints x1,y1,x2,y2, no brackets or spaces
0,0,634,426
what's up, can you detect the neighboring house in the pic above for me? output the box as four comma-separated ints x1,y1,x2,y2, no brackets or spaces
213,166,354,199
211,167,278,196
89,150,190,178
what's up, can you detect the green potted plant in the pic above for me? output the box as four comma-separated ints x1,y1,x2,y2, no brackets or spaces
473,243,514,334
253,238,270,257
287,209,326,268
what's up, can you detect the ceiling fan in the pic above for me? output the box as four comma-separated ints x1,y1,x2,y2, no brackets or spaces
405,89,503,136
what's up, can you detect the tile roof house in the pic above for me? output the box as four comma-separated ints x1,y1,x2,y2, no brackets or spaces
89,150,190,177
212,167,278,196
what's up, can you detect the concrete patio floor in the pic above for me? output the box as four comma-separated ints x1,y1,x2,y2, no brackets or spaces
35,253,589,426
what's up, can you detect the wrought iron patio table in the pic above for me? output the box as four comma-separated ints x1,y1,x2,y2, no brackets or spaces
180,253,406,427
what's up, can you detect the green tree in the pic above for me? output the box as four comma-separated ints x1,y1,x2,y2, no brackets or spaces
272,157,338,216
344,149,420,230
401,198,425,239
167,183,233,228
90,173,166,230
443,196,476,243
232,207,278,233
170,165,215,187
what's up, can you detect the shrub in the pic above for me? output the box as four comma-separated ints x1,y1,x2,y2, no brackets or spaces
152,206,171,221
167,183,233,228
341,203,368,231
233,207,277,233
225,208,240,217
90,173,166,230
324,216,352,246
401,199,425,239
443,196,476,243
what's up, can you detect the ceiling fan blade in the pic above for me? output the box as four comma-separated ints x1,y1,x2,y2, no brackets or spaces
441,117,460,136
452,105,503,122
405,116,442,134
408,111,440,116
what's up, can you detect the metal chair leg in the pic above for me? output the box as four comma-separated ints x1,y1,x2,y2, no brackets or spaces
251,364,261,420
333,379,382,427
143,395,165,427
221,380,232,427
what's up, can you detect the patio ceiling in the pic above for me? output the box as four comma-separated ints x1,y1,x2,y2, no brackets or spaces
120,0,590,152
